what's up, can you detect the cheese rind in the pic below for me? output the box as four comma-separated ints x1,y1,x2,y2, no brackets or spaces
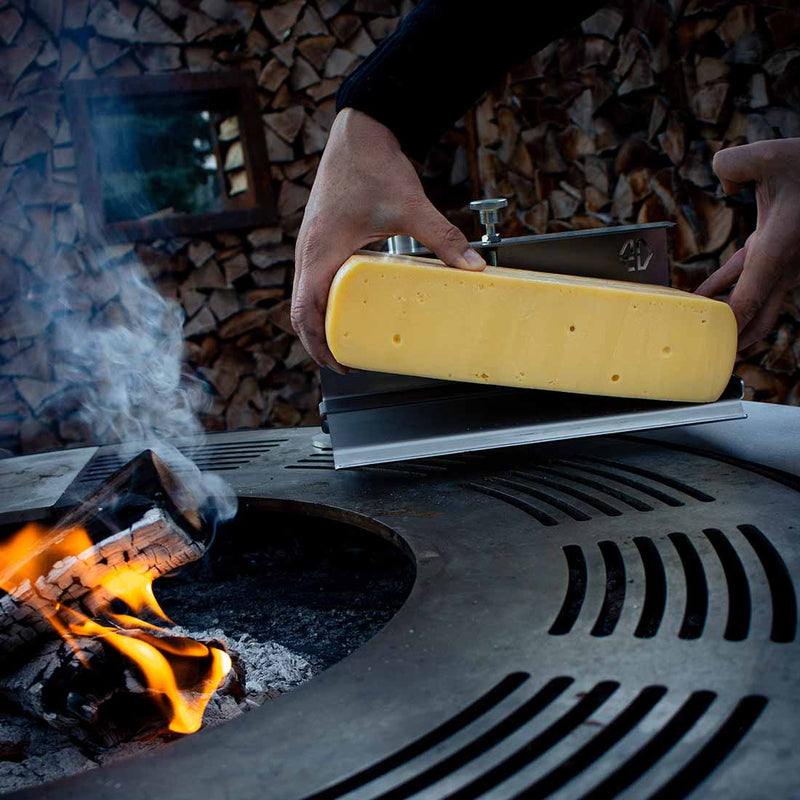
325,254,737,403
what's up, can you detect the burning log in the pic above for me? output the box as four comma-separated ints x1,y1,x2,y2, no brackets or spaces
0,507,205,664
0,625,235,748
0,450,233,744
55,447,207,538
0,449,214,663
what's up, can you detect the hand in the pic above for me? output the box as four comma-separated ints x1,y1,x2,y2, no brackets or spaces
292,108,486,372
696,138,800,351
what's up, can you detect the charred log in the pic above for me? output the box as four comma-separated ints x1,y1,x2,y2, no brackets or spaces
0,507,206,665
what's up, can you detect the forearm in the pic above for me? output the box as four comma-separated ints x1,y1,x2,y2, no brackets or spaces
336,0,605,161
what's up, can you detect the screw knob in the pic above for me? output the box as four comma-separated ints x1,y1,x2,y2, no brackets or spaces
469,198,508,243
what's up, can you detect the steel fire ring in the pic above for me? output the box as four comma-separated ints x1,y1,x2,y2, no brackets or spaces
1,401,798,800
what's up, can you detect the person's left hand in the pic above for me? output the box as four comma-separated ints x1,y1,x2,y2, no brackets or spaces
695,137,800,351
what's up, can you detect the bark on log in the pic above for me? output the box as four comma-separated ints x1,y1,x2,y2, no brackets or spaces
0,627,235,748
0,450,212,664
56,448,206,541
0,507,205,665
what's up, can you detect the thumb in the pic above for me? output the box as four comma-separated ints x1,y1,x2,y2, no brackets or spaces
713,143,763,195
403,198,485,271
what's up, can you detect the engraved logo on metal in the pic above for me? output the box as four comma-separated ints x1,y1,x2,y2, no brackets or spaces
620,238,654,272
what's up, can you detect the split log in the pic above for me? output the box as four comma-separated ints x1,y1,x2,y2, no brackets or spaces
0,450,214,663
762,324,797,374
0,507,206,663
53,448,207,543
0,627,237,748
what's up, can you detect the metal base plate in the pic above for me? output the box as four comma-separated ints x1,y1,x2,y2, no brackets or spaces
321,372,746,469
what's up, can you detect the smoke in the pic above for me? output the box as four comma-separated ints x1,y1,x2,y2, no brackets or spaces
48,248,237,524
9,88,238,523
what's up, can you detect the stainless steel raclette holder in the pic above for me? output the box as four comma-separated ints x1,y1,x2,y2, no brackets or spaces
319,207,745,469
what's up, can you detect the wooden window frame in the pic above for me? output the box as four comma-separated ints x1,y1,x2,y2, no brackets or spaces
65,70,276,242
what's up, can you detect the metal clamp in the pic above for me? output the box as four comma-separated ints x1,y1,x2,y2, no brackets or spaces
386,235,427,256
469,198,508,244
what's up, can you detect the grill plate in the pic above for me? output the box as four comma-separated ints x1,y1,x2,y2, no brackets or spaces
2,403,798,800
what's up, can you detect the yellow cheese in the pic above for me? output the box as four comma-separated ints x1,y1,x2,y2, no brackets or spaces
325,254,737,403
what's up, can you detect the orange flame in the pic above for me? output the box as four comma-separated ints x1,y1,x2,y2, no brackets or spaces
0,523,230,735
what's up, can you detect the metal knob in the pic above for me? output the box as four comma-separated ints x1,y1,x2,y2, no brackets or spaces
469,198,508,244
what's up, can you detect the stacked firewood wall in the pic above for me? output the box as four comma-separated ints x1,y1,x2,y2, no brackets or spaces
0,0,797,456
0,0,412,455
464,0,800,404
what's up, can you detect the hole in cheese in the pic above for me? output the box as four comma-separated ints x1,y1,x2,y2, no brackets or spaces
611,374,620,382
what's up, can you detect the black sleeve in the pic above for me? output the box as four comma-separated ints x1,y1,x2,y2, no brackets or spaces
336,1,606,162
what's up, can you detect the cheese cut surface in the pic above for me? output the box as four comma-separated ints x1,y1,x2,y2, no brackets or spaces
326,254,737,403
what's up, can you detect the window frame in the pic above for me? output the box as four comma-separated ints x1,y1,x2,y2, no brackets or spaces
65,70,276,242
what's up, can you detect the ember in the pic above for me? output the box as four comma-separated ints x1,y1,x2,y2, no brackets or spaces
0,519,231,735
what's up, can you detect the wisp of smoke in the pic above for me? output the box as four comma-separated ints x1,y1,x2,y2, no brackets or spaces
51,251,237,524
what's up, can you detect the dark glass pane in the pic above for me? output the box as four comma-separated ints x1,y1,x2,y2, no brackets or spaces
88,105,224,223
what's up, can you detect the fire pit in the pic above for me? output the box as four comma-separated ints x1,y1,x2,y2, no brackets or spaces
0,458,413,793
0,406,798,800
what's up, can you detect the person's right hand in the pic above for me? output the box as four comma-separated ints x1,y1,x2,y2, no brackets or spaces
292,108,486,372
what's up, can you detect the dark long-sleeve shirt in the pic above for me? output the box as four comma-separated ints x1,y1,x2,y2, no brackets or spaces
336,1,605,162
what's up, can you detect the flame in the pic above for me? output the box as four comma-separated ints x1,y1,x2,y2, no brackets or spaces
0,523,230,735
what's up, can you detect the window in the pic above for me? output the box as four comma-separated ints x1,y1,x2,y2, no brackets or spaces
66,71,275,241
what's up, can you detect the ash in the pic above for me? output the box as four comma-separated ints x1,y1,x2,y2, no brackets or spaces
0,629,315,794
173,626,315,696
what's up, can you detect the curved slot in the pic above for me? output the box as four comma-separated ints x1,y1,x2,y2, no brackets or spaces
371,677,573,800
428,457,472,467
577,456,715,502
616,434,800,494
304,673,531,800
648,696,768,800
190,458,266,467
406,461,451,473
633,537,667,639
702,528,751,641
535,465,654,512
555,460,683,507
510,470,623,517
359,464,438,477
737,524,797,643
579,691,716,799
668,533,708,639
510,686,667,799
549,546,588,636
377,463,443,476
444,682,620,800
182,443,284,449
487,477,591,522
591,541,626,637
465,483,559,527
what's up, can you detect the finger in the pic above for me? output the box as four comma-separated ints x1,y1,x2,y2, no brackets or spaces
292,235,352,374
713,143,764,195
695,247,746,298
737,285,786,351
291,285,349,374
726,242,784,334
402,199,485,271
295,308,347,374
